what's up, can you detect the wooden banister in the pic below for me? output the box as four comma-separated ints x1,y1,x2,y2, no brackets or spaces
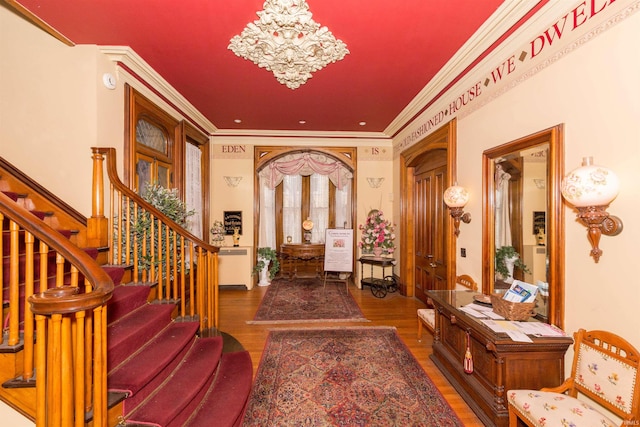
0,191,114,427
90,146,219,330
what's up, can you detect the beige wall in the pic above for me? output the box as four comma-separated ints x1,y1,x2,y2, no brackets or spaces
0,7,204,217
394,0,640,389
1,7,107,215
460,8,640,343
2,1,640,422
209,137,394,287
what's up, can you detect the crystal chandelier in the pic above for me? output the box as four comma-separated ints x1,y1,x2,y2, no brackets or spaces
228,0,349,89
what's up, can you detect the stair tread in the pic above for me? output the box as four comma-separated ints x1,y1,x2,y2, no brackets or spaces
107,285,151,323
108,304,175,369
179,351,253,427
101,266,125,285
1,191,27,201
125,336,224,426
29,210,53,220
108,321,200,396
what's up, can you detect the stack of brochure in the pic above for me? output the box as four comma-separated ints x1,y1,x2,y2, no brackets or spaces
502,280,538,303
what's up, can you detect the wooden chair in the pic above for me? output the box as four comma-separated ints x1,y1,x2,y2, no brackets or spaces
508,328,640,427
417,274,477,341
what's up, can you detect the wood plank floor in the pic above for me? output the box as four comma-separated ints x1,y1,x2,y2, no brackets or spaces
218,280,485,426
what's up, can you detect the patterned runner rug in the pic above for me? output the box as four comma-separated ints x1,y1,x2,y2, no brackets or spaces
248,278,368,324
242,327,463,426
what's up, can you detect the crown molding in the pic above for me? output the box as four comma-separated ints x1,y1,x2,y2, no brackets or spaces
99,46,217,135
385,0,569,137
212,128,391,140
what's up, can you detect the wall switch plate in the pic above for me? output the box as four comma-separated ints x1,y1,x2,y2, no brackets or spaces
461,248,466,257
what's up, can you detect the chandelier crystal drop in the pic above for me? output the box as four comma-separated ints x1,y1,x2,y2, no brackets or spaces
228,0,349,89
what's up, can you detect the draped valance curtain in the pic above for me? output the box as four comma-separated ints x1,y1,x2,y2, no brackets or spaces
258,152,353,249
258,152,353,190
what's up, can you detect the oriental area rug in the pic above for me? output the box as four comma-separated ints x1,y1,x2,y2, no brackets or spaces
248,278,368,324
241,327,463,427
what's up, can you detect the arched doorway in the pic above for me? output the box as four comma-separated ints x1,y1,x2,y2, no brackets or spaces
400,119,457,303
253,146,357,278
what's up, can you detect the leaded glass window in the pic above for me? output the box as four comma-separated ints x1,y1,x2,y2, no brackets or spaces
136,119,167,153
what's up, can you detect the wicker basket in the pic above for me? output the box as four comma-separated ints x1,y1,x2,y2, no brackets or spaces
490,294,536,321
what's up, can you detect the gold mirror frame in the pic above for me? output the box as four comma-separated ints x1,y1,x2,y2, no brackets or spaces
482,124,565,328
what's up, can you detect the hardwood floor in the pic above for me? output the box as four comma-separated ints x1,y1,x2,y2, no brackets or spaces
218,281,485,426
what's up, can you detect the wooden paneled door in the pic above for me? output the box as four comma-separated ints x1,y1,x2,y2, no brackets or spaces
400,118,457,304
414,160,447,304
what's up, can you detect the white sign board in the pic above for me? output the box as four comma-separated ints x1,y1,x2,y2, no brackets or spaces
323,229,354,273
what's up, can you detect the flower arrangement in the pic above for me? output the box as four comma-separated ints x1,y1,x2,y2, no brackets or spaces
358,209,396,254
210,220,226,246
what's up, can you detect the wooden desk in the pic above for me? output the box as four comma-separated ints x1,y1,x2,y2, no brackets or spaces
427,290,572,427
280,244,324,280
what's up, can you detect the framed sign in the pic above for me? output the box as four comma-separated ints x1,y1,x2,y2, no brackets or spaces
533,211,545,235
223,211,242,235
323,229,354,273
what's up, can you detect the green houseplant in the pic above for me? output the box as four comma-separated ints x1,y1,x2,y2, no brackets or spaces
253,247,280,284
495,246,530,280
115,182,194,278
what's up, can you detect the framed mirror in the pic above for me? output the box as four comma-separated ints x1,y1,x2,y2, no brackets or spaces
482,124,564,328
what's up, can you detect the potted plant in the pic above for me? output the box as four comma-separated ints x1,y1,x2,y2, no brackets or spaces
495,246,530,283
115,182,194,278
252,247,280,286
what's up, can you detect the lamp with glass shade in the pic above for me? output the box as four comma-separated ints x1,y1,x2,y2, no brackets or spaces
443,185,471,237
560,157,623,263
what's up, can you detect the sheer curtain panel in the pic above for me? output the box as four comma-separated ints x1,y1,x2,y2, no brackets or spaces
309,174,329,242
259,179,276,249
282,175,302,243
185,143,202,239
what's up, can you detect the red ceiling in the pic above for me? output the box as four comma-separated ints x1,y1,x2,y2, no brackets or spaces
12,0,522,135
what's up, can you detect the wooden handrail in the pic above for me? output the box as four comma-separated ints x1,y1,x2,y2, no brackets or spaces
93,147,218,255
0,190,114,427
0,192,114,312
91,147,219,331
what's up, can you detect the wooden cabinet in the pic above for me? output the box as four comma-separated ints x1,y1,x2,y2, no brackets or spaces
280,244,324,279
427,290,572,427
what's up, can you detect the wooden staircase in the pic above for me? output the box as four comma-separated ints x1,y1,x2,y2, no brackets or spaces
0,152,253,426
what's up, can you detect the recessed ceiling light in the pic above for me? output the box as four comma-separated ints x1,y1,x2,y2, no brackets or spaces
234,119,242,124
299,120,306,124
359,121,367,126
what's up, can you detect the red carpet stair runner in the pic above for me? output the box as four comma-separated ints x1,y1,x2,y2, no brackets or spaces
106,277,253,427
1,184,253,427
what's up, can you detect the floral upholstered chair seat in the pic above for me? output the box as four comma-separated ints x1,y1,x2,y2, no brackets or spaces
508,390,619,426
508,329,640,427
417,275,477,341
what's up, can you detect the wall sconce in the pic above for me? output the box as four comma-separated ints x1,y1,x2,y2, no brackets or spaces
366,177,384,188
224,176,242,188
443,185,471,237
561,157,623,263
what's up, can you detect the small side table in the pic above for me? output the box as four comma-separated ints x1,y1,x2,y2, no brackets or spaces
358,256,397,298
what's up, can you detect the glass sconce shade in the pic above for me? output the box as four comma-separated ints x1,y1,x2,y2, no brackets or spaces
561,157,619,207
443,185,470,208
561,157,622,263
444,185,471,237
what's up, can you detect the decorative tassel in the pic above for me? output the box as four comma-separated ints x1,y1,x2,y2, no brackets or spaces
464,331,473,374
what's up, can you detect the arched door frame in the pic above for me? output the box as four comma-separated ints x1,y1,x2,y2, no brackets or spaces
253,146,357,274
400,119,457,297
